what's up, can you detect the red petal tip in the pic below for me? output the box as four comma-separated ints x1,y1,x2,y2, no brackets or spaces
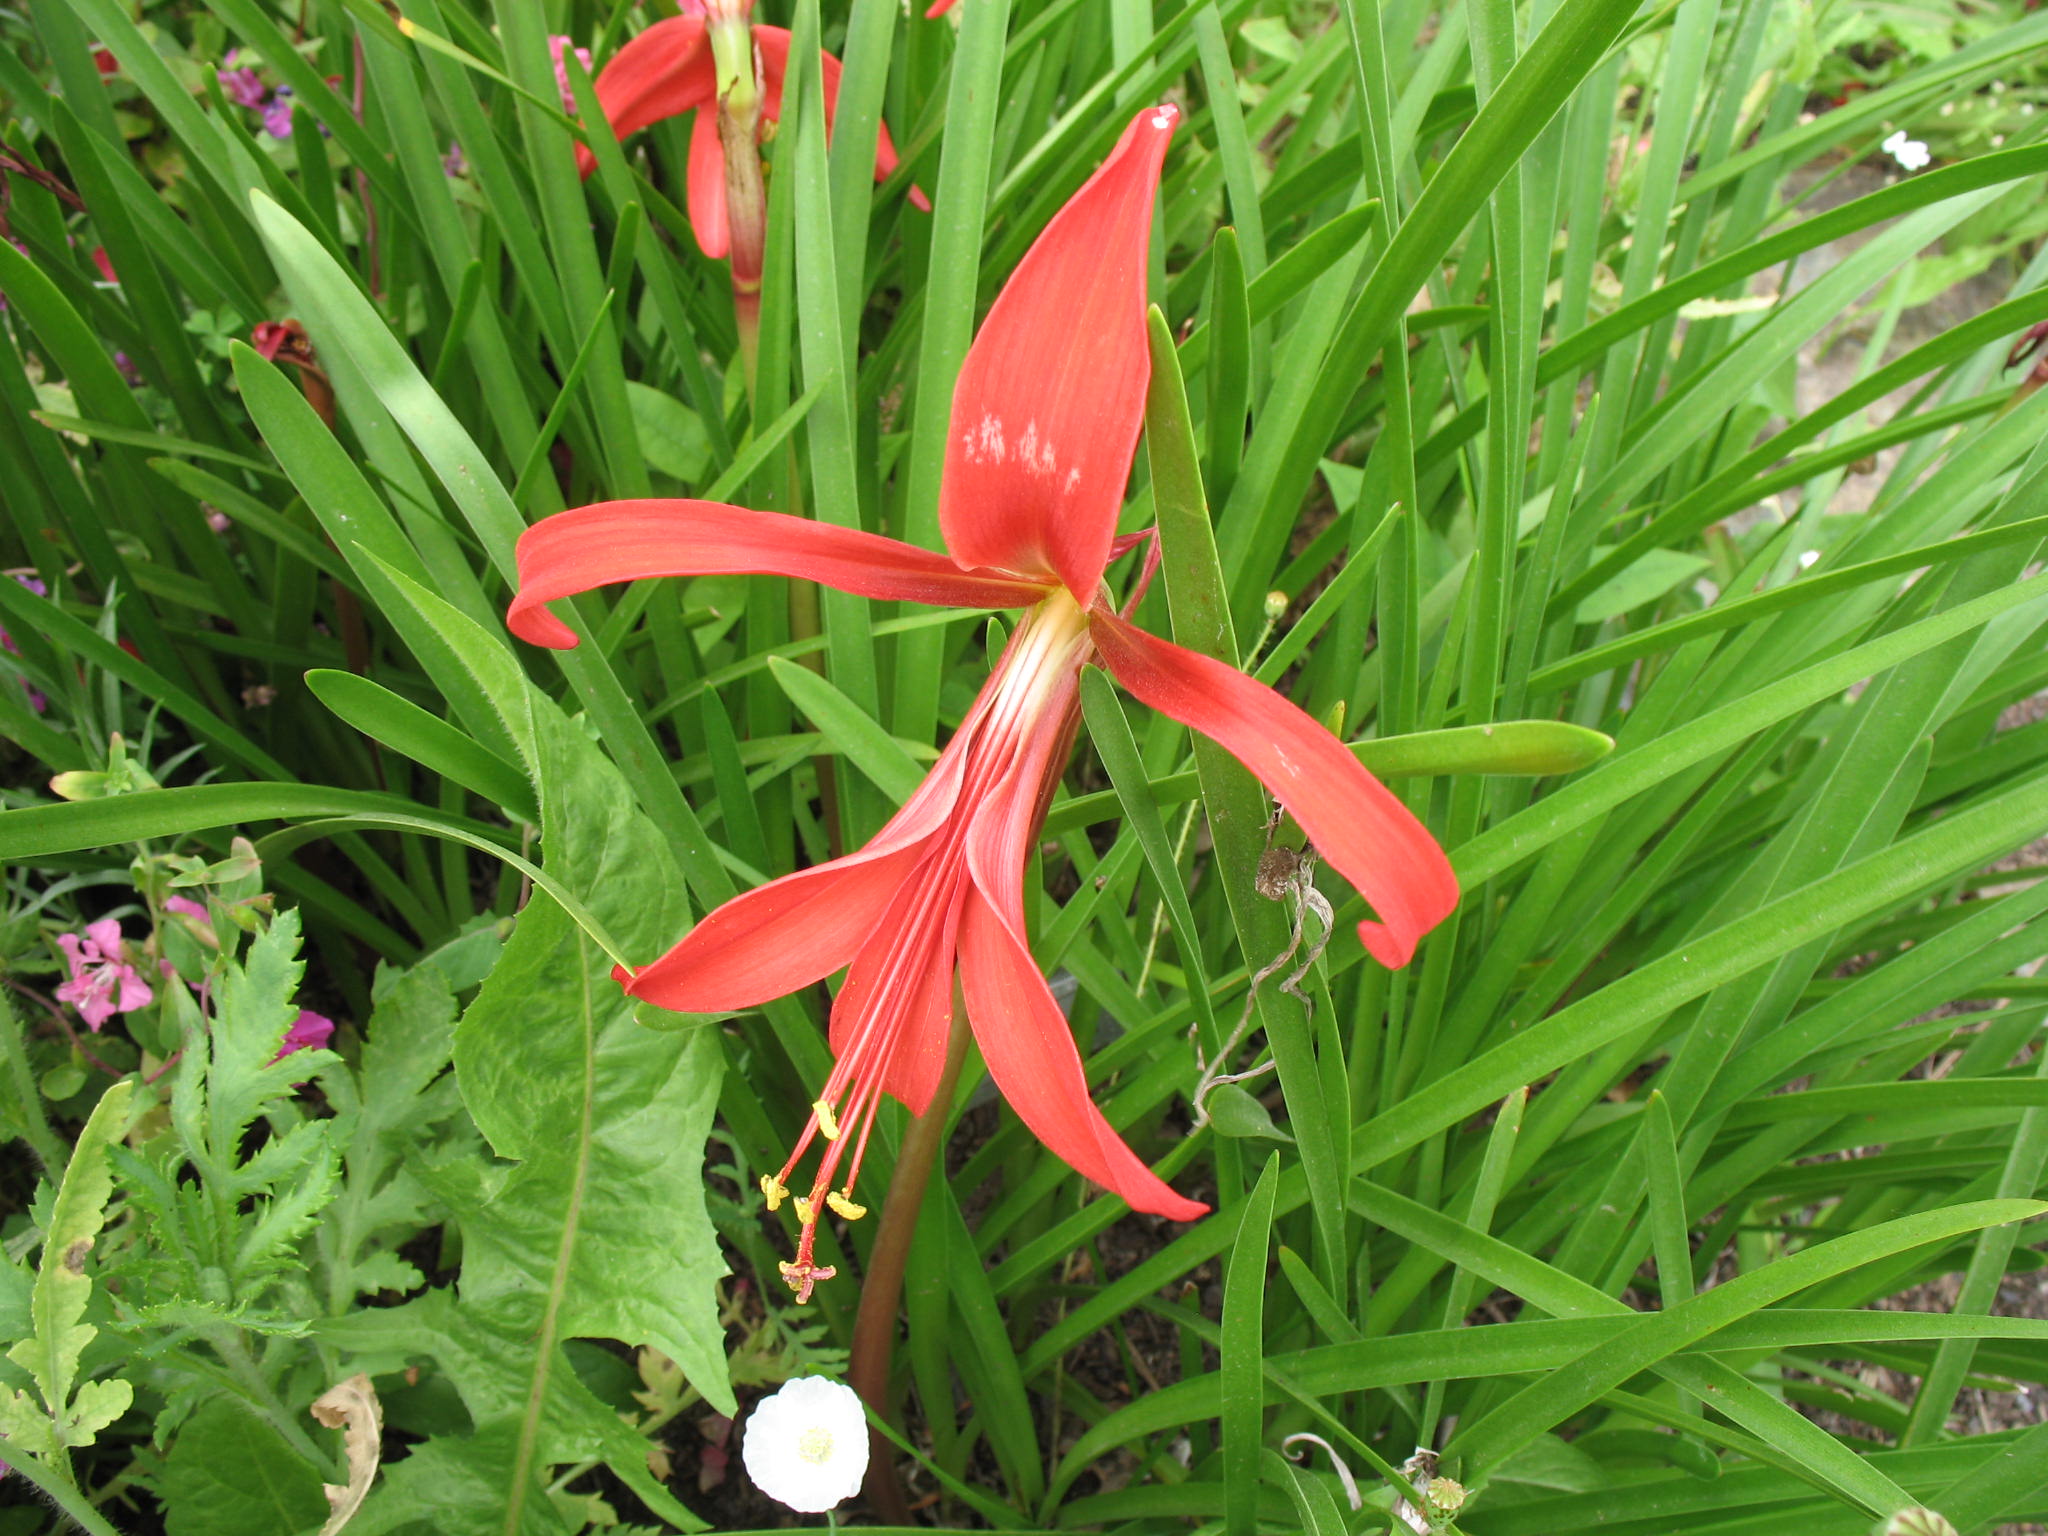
938,105,1177,596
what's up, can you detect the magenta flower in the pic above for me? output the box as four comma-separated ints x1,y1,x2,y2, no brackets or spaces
276,1009,335,1060
55,920,154,1031
219,64,269,108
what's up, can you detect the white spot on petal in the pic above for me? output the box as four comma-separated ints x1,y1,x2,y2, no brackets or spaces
976,413,1006,462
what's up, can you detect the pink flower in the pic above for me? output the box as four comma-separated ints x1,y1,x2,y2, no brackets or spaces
276,1009,335,1060
218,64,269,108
161,894,219,948
55,919,153,1031
549,35,593,113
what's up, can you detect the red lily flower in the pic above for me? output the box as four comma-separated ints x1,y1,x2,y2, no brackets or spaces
571,11,927,259
510,105,1458,1301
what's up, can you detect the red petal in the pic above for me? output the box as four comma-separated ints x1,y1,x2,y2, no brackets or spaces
958,891,1208,1220
939,105,1177,598
953,666,1206,1220
573,15,713,180
620,733,972,1011
687,106,729,259
1090,611,1459,970
925,0,959,13
754,27,924,207
508,500,1050,648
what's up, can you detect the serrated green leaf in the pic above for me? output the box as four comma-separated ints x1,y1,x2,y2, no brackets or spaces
7,1078,131,1450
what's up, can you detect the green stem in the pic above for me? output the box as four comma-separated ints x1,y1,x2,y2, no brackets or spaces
3,1451,126,1536
0,986,69,1174
847,1005,972,1523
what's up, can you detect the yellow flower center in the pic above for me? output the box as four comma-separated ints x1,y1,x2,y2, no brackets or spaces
797,1425,834,1465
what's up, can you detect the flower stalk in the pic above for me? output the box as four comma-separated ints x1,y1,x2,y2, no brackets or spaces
846,996,973,1523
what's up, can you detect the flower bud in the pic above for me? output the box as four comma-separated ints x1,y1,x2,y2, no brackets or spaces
1877,1510,1958,1536
1263,590,1289,621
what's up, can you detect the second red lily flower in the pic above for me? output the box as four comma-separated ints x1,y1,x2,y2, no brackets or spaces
571,2,926,261
511,105,1458,1301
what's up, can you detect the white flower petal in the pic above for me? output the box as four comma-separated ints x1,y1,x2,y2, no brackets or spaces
742,1376,871,1514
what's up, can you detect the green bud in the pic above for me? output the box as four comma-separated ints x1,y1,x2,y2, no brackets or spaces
1425,1477,1468,1516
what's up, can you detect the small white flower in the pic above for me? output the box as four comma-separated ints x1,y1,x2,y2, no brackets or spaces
1882,131,1931,172
741,1377,870,1513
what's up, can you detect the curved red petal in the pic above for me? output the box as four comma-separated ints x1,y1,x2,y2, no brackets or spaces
939,104,1177,598
686,106,729,259
621,842,922,1011
958,890,1208,1221
508,500,1049,649
620,732,973,1012
574,16,713,180
1090,611,1459,969
951,656,1205,1221
925,0,959,15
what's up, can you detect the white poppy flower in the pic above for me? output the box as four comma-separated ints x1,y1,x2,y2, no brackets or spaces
741,1376,870,1513
1882,130,1930,171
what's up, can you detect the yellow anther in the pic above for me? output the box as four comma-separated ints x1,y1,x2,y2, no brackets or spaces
813,1099,841,1140
758,1174,788,1211
792,1195,816,1225
777,1260,800,1277
827,1191,867,1221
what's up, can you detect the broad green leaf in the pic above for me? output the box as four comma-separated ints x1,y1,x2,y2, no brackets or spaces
157,1398,329,1536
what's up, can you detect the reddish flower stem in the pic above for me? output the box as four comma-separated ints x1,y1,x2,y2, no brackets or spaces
848,999,972,1522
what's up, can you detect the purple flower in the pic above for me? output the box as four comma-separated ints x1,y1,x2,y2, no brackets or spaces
262,86,295,139
442,141,467,177
55,919,154,1031
2,574,49,713
276,1009,335,1061
548,35,592,113
1,573,46,652
219,64,269,108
